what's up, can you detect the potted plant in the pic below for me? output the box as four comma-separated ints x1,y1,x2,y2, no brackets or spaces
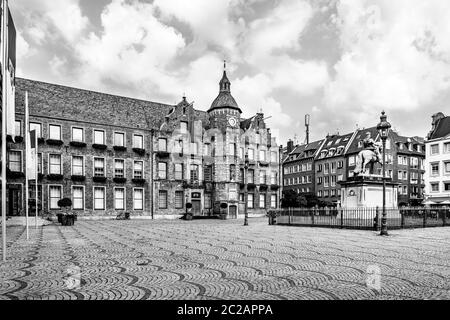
58,198,75,226
267,210,279,225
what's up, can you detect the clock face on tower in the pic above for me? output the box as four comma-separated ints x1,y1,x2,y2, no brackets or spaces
228,117,237,127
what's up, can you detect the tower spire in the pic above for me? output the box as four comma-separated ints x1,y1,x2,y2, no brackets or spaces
220,60,231,93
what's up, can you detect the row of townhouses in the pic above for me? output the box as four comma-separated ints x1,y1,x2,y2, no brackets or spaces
282,126,427,207
5,70,281,220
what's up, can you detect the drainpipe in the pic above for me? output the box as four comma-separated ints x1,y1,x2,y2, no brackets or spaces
150,129,154,220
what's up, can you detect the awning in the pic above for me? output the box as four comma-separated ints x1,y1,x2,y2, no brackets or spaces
422,200,436,205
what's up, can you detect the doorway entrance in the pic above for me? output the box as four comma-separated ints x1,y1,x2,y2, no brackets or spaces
191,200,201,216
229,205,237,219
8,185,22,216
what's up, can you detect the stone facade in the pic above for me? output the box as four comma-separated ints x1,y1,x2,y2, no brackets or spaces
6,71,281,220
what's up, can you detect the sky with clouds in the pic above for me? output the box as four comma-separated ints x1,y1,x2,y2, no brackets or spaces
10,0,450,144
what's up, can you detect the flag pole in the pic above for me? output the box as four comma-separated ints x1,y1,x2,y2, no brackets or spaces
1,0,9,261
25,92,29,240
35,125,38,230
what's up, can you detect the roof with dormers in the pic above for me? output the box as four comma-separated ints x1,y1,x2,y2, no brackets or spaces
15,77,173,130
428,116,450,140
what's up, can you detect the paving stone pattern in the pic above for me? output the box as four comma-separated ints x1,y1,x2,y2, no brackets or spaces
0,218,449,300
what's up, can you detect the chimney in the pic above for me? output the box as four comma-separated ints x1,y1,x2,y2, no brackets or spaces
287,139,294,153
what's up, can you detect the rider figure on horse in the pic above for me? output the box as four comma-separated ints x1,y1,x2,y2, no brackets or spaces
363,132,381,161
354,132,382,175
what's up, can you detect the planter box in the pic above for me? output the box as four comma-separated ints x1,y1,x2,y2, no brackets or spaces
70,141,87,148
38,137,45,144
132,178,146,184
259,184,268,190
156,151,170,158
270,184,279,190
13,136,24,143
7,171,25,179
38,173,44,180
61,215,75,226
47,174,64,181
113,177,127,183
47,139,64,146
92,144,107,150
71,175,86,182
132,148,146,156
93,176,107,183
113,146,127,152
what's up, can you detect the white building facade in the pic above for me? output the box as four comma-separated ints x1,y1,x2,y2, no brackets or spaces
424,113,450,206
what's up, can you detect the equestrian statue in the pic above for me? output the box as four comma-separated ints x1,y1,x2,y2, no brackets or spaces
353,132,383,176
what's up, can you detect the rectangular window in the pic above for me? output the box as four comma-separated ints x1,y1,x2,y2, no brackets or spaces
190,165,199,182
175,191,184,209
37,153,42,174
49,154,62,174
49,186,62,210
158,162,167,179
94,187,105,210
442,161,450,174
72,156,84,176
115,159,125,178
15,120,22,136
114,132,125,147
94,158,105,177
230,164,236,181
444,183,450,191
158,138,167,152
259,194,266,208
115,188,125,210
72,186,84,210
30,122,42,138
180,122,188,133
259,150,266,161
270,195,277,209
49,124,61,140
205,166,213,182
431,183,439,192
430,144,439,155
8,150,22,172
134,189,144,210
134,161,143,179
331,162,336,173
349,156,356,166
307,163,312,171
259,171,266,184
431,163,440,176
94,130,105,145
159,190,168,209
444,143,450,154
248,170,255,184
248,148,255,160
271,172,277,185
324,163,330,174
248,194,254,209
133,134,144,149
72,127,84,142
229,143,236,157
174,164,183,180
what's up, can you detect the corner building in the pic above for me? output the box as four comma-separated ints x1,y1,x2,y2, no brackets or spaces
153,69,281,219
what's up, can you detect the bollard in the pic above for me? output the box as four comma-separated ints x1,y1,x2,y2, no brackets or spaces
374,207,379,231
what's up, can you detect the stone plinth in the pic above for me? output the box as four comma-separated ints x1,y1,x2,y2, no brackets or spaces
339,175,400,218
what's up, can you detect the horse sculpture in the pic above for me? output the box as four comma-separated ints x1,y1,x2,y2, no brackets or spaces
353,149,382,175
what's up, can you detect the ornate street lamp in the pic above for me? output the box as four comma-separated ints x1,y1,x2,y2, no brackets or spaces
244,153,249,226
377,111,392,236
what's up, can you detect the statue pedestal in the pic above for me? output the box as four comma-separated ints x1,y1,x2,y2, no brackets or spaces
339,175,400,218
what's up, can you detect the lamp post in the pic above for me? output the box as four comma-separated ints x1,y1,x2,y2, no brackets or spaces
244,153,249,226
377,111,391,236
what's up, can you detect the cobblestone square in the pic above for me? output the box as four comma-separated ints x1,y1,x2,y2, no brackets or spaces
1,218,449,300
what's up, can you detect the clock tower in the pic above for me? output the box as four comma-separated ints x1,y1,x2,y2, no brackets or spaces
208,62,242,131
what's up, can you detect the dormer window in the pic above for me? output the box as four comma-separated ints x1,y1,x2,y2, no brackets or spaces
328,148,336,157
336,147,344,156
320,150,327,158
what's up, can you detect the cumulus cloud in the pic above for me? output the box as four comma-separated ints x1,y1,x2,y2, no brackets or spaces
325,0,450,116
